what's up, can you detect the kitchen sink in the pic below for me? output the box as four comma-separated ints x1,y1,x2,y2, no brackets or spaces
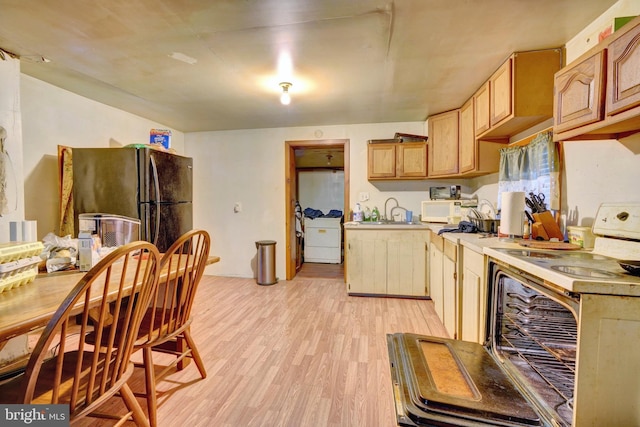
345,220,427,228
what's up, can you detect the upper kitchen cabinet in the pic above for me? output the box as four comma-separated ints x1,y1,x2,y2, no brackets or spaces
474,82,491,136
481,49,563,139
554,15,640,141
367,142,427,180
428,109,459,177
553,51,606,133
460,95,505,176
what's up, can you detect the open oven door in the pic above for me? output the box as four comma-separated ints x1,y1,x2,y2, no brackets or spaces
387,333,542,427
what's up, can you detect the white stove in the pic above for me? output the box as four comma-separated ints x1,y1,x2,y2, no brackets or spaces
484,203,640,296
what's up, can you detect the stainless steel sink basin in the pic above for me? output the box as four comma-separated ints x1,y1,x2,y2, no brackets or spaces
350,220,425,227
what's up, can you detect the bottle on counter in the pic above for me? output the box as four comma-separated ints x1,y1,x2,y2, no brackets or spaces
372,206,380,222
364,206,371,222
353,203,364,222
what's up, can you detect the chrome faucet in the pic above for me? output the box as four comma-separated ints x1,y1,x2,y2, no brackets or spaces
390,206,408,222
384,197,399,221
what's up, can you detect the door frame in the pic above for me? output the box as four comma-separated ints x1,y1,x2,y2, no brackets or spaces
284,139,350,280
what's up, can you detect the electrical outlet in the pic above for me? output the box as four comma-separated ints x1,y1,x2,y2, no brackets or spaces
234,202,242,213
359,192,370,202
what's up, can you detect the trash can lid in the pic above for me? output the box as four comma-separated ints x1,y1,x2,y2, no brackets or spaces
256,240,277,245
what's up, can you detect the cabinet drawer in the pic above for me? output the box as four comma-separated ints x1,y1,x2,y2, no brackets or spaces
444,239,457,262
305,227,340,247
305,246,341,263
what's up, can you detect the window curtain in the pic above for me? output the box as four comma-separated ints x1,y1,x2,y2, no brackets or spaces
497,130,560,211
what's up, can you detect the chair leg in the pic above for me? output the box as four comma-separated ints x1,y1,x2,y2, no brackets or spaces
182,328,207,379
120,383,150,427
143,346,159,427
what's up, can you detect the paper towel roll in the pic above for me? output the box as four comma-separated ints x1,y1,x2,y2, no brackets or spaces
9,221,22,241
500,192,525,236
22,220,38,242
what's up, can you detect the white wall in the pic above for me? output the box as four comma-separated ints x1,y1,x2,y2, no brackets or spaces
0,53,25,243
20,75,185,240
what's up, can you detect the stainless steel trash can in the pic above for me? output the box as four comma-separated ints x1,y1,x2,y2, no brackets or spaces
256,240,277,285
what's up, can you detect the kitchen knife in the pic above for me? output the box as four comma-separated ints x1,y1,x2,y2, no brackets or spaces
525,210,535,223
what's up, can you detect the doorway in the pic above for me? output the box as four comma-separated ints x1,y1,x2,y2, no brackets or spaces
284,139,350,281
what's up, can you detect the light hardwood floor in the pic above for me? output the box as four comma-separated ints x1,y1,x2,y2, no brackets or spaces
78,269,448,427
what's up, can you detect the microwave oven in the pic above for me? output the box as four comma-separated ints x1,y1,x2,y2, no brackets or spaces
420,200,477,223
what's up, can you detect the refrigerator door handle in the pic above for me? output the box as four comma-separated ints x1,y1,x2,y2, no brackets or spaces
150,154,161,246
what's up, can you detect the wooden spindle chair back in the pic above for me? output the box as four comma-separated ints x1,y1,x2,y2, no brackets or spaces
0,241,161,426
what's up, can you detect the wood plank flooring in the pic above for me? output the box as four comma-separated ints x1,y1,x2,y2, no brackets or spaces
76,271,447,427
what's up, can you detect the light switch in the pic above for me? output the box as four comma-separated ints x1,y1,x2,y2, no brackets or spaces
359,192,370,202
234,202,242,213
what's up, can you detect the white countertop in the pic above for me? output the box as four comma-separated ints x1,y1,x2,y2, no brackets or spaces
343,221,429,230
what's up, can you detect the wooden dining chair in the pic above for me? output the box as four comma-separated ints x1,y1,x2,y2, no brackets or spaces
0,241,161,426
134,229,210,427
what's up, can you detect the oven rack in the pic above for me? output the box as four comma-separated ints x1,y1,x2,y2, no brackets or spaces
500,316,576,404
504,312,578,362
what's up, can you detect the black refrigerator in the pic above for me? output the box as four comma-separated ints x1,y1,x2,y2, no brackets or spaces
72,147,193,252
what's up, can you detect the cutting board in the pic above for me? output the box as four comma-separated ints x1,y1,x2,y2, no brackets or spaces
518,240,581,250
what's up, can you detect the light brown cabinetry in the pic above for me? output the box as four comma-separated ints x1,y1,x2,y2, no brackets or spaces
482,49,562,138
607,22,640,116
554,16,640,141
474,82,491,136
427,110,459,177
553,51,606,133
367,142,427,180
460,246,487,344
459,97,504,175
428,231,458,339
346,228,428,296
426,49,559,178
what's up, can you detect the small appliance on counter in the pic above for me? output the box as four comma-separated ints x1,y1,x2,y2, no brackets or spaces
78,213,140,248
421,199,477,223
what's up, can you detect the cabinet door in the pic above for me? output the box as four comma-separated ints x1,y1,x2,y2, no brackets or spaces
442,253,457,339
397,143,427,178
490,57,513,126
367,144,396,178
474,82,490,136
459,98,476,173
428,233,444,321
346,232,387,294
607,20,640,116
460,247,486,344
554,51,606,132
387,231,428,296
428,110,459,176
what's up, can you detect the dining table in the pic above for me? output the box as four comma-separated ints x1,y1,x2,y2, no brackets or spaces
0,255,220,346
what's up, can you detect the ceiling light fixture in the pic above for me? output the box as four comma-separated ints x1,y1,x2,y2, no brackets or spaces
279,82,292,105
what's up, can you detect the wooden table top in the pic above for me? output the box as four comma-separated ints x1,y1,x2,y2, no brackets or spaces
0,255,220,343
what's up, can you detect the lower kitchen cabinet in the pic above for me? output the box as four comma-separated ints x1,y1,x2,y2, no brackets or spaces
460,245,487,344
429,231,458,338
346,228,428,296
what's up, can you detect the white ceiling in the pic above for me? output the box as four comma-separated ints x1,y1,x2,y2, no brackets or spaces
0,0,616,133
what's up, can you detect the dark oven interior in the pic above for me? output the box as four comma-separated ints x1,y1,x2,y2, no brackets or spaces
490,262,580,427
